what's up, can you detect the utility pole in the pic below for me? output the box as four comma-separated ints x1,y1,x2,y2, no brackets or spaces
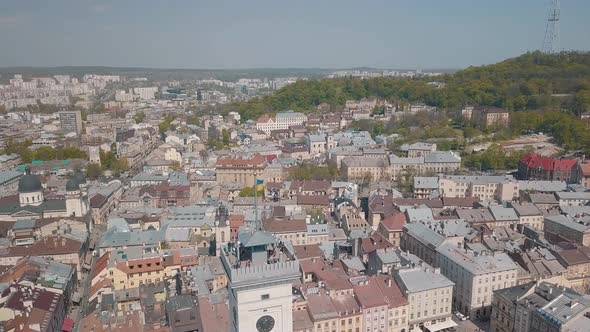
542,0,560,54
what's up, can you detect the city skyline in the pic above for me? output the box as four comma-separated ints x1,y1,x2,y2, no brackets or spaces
1,0,590,69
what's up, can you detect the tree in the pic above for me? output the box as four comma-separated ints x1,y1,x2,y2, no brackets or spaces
86,163,102,180
239,186,264,197
134,111,146,124
222,128,230,146
170,161,182,171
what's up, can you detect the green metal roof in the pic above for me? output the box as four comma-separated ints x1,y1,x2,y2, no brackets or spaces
32,160,43,165
16,165,25,171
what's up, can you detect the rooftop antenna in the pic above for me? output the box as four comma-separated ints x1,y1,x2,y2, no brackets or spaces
542,0,560,54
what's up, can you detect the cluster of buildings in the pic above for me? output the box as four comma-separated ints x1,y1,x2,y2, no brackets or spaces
4,77,590,332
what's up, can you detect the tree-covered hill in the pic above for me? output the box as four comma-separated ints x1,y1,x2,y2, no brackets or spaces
223,51,590,121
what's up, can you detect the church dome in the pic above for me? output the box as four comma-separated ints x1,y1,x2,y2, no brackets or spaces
18,167,42,193
66,172,87,191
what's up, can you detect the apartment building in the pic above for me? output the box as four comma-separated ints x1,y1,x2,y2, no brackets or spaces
544,214,590,246
91,248,200,291
394,266,455,332
256,111,307,134
491,282,590,332
470,106,510,128
436,243,518,319
438,175,519,202
59,110,83,136
510,202,545,231
402,219,471,267
341,156,389,183
396,142,436,158
215,154,268,187
389,152,461,180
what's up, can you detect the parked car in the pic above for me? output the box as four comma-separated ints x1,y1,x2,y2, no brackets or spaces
454,311,467,321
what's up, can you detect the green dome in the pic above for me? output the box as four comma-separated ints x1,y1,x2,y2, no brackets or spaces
18,167,42,193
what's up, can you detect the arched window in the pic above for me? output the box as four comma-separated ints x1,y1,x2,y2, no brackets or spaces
26,196,29,203
221,231,226,243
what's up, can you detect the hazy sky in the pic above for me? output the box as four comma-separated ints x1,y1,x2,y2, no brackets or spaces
1,0,589,69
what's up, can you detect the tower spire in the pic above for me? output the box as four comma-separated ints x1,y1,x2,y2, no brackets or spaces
542,0,560,54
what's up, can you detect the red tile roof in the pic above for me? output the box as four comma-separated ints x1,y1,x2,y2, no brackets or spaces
215,154,267,168
380,213,406,231
520,153,577,172
353,277,388,308
361,233,394,254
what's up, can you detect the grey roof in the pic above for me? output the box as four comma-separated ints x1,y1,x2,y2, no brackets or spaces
341,256,365,272
99,227,163,248
413,177,438,189
238,230,276,247
12,219,35,229
489,206,518,221
560,206,590,217
424,151,461,163
441,175,516,185
511,203,543,216
555,191,590,200
342,157,388,168
396,267,454,293
493,282,536,302
437,242,518,275
519,180,567,193
376,249,402,265
406,207,435,223
529,193,558,204
0,198,66,215
307,223,329,235
0,170,21,185
398,142,434,152
544,214,590,233
389,155,423,165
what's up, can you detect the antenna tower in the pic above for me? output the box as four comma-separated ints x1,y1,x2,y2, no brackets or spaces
542,0,560,54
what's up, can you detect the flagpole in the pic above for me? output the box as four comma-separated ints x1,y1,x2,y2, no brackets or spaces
254,175,258,230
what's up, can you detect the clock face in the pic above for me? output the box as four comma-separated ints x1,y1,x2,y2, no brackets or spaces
256,315,275,332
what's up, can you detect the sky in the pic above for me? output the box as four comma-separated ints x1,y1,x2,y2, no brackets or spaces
0,0,589,69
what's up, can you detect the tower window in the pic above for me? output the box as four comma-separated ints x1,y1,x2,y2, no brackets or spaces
261,294,270,300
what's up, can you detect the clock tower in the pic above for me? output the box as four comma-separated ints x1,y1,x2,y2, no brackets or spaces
221,229,300,332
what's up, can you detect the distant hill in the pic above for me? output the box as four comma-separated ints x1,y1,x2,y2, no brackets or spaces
223,51,590,121
0,66,337,82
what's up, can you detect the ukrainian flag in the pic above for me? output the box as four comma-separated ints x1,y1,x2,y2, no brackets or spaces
256,179,264,191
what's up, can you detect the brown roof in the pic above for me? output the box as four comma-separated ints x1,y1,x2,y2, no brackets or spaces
215,154,267,168
4,235,83,257
292,309,314,331
92,252,111,279
380,213,406,231
297,194,330,206
361,233,394,254
353,277,388,308
299,258,327,275
442,196,480,208
306,294,339,321
556,247,590,266
263,218,307,234
392,197,443,208
117,256,164,275
198,296,229,332
294,245,323,261
90,193,108,208
374,274,408,308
